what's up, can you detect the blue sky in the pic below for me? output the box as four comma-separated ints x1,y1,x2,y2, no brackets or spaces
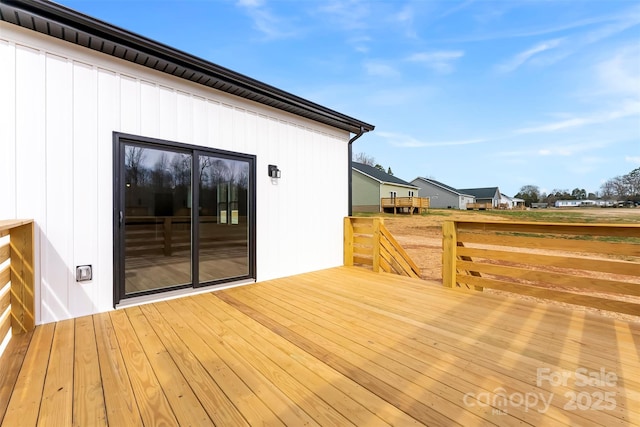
60,0,639,197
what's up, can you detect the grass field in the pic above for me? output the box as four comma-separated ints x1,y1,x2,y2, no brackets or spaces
358,206,640,223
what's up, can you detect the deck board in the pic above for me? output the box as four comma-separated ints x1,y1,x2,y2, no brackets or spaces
73,316,107,427
1,266,638,426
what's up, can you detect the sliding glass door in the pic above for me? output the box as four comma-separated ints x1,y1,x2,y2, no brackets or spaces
121,144,192,295
114,134,255,304
197,154,250,284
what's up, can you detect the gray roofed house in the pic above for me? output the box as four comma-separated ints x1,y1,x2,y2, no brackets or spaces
410,177,475,209
458,187,501,208
352,163,419,212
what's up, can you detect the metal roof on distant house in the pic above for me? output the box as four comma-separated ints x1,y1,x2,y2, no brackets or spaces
458,187,500,199
353,163,418,188
0,0,374,135
412,177,473,196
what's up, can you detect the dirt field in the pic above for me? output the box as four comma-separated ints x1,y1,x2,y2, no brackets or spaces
369,208,640,321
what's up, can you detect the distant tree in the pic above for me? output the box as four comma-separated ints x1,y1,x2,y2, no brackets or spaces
600,180,616,199
374,163,385,172
387,167,394,176
571,188,586,200
611,178,629,198
125,146,147,187
515,185,540,207
625,167,640,197
600,167,640,201
354,152,375,166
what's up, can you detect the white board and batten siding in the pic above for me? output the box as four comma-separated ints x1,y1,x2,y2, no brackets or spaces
1,22,350,324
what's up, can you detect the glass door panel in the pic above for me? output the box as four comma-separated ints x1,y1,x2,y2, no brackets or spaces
198,155,250,283
123,144,192,295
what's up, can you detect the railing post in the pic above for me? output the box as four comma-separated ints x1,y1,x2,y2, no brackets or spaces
442,221,458,288
372,218,381,272
163,217,172,256
343,217,354,266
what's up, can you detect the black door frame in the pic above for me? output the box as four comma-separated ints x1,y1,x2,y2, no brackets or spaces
113,132,256,306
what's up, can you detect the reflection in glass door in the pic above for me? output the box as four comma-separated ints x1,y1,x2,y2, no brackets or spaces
122,144,192,295
114,134,255,305
198,155,249,284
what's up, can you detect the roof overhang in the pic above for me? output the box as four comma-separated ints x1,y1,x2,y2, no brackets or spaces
0,0,374,135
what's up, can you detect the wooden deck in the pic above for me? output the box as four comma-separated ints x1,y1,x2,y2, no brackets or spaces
381,197,430,214
1,266,638,426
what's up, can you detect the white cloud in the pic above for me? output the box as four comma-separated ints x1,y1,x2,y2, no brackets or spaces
439,0,476,20
317,0,371,31
348,35,372,53
406,50,464,74
496,39,562,73
493,5,640,72
394,4,413,23
626,156,640,165
237,0,264,6
515,102,640,134
498,140,614,158
567,156,605,175
363,61,400,77
596,44,640,97
235,0,298,40
446,4,640,43
393,4,417,38
378,131,486,148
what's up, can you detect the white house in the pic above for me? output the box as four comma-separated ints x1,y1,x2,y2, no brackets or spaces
499,193,526,209
555,200,597,208
1,1,373,324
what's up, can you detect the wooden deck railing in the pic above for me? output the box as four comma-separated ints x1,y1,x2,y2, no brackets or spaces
442,220,640,315
344,217,421,278
0,220,34,341
466,202,492,210
126,215,246,257
380,197,429,214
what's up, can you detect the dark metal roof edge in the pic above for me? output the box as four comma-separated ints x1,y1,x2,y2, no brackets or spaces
1,0,374,134
353,162,417,188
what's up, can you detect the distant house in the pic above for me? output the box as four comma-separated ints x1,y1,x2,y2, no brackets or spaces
500,193,526,209
410,177,475,209
352,163,419,212
458,187,501,208
555,200,598,208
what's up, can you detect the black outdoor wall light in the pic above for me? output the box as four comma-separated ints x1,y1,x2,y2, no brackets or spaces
268,164,281,179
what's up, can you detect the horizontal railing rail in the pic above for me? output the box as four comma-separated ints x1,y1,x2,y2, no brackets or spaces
125,215,246,257
381,197,430,207
466,203,493,210
344,217,421,278
442,220,640,316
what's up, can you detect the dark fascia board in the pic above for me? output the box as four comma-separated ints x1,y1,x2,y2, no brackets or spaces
0,0,374,135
